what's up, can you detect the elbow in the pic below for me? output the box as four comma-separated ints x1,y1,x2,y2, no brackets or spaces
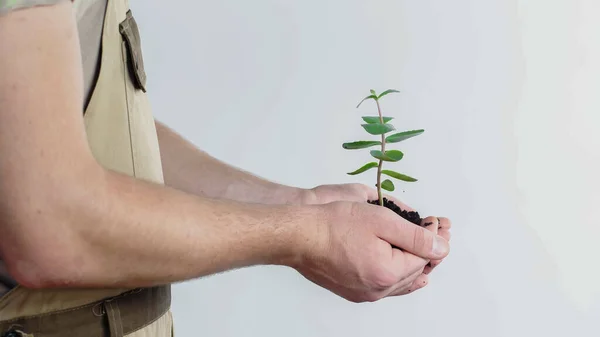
2,253,70,290
1,238,87,290
0,216,92,289
0,169,106,290
0,218,99,290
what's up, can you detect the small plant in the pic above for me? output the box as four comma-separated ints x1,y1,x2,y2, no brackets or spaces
342,89,425,225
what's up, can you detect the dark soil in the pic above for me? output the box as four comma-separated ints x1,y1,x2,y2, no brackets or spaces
368,197,427,227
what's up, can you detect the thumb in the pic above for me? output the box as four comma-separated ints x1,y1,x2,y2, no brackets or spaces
422,216,442,263
379,215,450,260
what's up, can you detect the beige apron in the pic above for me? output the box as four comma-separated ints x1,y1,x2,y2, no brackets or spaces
0,0,173,335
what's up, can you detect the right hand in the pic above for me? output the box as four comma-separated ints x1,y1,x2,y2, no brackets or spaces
291,201,450,303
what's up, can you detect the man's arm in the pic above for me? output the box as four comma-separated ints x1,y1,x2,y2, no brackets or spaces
155,121,309,205
0,1,303,290
156,121,311,204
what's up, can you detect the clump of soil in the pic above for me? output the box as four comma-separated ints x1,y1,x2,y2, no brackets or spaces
367,197,431,227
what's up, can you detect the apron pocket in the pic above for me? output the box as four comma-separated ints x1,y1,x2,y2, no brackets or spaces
119,10,147,92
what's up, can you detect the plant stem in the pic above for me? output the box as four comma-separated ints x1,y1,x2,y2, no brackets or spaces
376,160,383,206
375,99,385,206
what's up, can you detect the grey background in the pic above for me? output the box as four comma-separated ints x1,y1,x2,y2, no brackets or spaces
132,0,599,336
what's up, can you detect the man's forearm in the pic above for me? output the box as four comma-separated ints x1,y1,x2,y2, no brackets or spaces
155,121,309,205
3,163,309,289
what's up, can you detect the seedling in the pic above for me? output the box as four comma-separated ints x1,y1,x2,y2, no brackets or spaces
342,89,425,225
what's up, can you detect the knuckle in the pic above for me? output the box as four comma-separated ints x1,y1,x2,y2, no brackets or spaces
348,292,377,303
346,294,363,303
412,228,431,251
439,229,451,241
371,268,397,290
327,201,354,219
349,183,365,190
365,292,383,302
348,202,362,218
439,217,452,229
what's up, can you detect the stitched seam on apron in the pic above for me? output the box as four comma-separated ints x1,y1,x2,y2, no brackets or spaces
121,40,137,178
0,301,96,324
0,286,21,309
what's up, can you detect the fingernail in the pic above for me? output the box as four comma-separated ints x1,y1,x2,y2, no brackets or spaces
432,235,449,258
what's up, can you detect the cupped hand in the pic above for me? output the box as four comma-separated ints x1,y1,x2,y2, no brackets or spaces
304,183,451,276
290,200,450,303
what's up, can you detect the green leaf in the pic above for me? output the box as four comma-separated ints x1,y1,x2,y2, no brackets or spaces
378,89,400,99
381,170,418,182
380,179,395,192
370,150,404,162
370,89,377,95
362,116,394,124
361,123,395,135
385,129,425,143
347,162,378,175
342,141,382,149
356,94,378,108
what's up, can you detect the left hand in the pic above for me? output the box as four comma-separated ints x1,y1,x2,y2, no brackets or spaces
303,183,376,204
302,183,451,276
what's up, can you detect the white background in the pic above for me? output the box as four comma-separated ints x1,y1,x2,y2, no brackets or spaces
133,0,599,336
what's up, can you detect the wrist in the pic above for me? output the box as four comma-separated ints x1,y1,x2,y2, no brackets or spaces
266,203,324,269
272,185,315,205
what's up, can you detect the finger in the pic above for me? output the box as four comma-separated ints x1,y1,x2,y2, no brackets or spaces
396,268,423,288
422,216,440,235
391,273,429,296
420,216,440,274
424,219,451,274
437,217,452,234
388,246,428,282
438,219,451,242
381,268,423,298
383,270,423,297
378,215,449,261
424,259,442,275
435,227,451,255
396,274,429,296
439,229,451,243
422,217,448,275
379,217,439,296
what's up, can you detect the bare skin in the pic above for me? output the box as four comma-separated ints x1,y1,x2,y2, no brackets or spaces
155,121,307,205
0,2,450,303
